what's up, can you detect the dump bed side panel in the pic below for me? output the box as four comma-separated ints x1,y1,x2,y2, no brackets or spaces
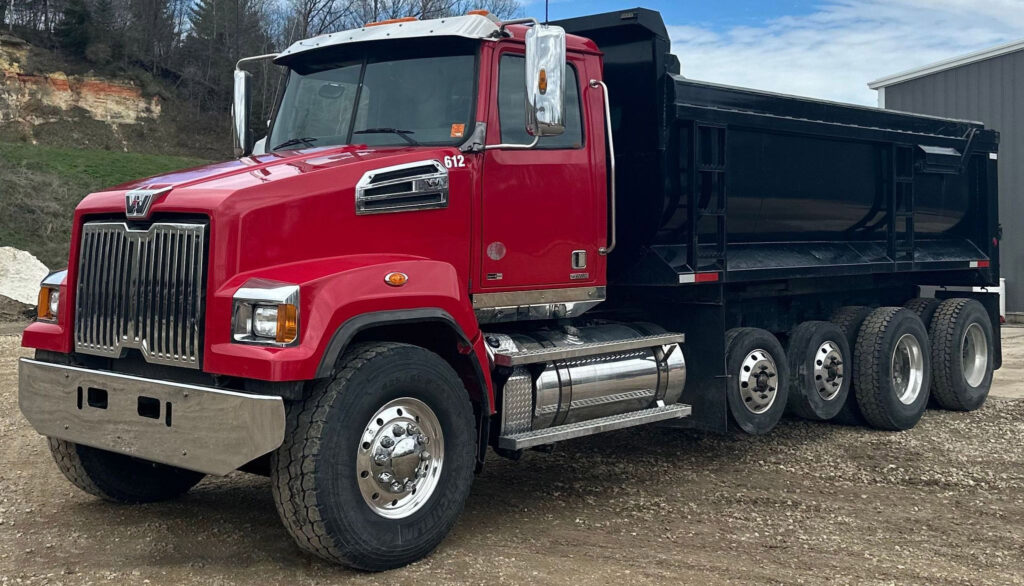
558,8,1000,290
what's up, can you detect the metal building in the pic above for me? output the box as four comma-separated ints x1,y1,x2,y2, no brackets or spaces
869,41,1024,313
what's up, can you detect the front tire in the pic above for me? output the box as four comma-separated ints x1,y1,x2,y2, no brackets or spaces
48,439,204,503
271,342,476,571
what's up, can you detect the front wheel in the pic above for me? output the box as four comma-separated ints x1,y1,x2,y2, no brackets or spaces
271,342,476,571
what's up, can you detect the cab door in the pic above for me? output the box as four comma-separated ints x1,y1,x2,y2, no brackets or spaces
478,51,605,291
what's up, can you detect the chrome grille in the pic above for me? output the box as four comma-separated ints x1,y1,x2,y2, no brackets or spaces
75,221,206,369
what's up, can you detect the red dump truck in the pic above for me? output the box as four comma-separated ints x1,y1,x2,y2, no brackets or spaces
19,8,1001,570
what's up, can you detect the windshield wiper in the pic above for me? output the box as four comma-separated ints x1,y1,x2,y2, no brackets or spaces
353,128,420,146
272,136,319,151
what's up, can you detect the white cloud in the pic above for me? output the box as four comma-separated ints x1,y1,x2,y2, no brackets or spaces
668,0,1024,105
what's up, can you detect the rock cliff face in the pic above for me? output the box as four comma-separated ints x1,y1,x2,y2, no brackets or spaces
0,35,161,132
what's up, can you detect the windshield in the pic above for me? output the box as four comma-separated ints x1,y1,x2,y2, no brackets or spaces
269,44,477,151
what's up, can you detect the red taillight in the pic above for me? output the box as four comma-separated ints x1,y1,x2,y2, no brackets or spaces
695,272,720,283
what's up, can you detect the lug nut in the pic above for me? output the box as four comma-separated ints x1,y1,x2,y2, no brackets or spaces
373,453,388,465
392,424,405,436
390,481,404,493
405,480,417,490
378,472,393,485
407,423,419,434
416,434,429,446
420,450,431,461
380,436,395,448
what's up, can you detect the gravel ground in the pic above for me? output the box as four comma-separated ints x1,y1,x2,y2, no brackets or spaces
1,328,1023,585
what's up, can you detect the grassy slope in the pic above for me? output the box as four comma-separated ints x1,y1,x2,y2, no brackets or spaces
0,143,208,269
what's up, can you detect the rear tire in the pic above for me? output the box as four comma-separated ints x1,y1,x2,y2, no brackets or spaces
853,307,931,431
725,328,789,435
48,439,205,503
929,298,994,411
786,321,851,421
829,306,874,425
904,298,941,330
271,342,476,571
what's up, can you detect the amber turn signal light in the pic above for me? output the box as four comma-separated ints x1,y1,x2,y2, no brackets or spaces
276,304,298,344
37,287,53,320
385,272,408,287
538,69,548,94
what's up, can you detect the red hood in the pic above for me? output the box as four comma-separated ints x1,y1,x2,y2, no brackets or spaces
103,144,423,200
74,143,461,260
71,141,476,286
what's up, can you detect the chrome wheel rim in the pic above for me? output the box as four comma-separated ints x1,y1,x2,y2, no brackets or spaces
739,349,778,414
813,340,844,401
962,323,988,387
891,334,924,405
356,397,444,519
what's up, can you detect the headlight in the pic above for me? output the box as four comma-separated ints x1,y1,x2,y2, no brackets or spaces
48,289,61,317
252,305,279,338
232,279,300,346
36,269,67,322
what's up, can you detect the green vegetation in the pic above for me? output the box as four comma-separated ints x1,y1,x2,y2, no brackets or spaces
0,142,208,269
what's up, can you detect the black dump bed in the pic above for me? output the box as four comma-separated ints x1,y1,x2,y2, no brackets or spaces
556,9,1000,288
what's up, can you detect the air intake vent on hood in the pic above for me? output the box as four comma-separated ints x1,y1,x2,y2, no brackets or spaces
355,160,449,215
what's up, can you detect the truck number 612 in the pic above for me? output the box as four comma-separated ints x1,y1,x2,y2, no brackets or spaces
443,155,466,168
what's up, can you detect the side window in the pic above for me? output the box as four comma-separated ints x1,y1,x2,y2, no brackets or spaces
498,55,583,148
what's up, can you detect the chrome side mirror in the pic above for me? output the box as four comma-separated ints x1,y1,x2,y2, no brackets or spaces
524,24,566,137
232,69,253,157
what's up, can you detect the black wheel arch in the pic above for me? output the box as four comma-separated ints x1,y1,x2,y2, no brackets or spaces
316,309,491,469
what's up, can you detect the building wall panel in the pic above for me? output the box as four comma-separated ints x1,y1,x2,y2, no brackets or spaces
884,50,1024,311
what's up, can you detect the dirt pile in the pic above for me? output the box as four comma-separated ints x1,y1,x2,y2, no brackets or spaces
0,247,48,321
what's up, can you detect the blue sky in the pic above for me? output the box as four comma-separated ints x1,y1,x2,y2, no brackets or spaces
525,1,1024,105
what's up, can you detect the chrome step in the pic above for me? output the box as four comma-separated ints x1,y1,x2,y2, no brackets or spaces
493,333,685,367
497,402,692,450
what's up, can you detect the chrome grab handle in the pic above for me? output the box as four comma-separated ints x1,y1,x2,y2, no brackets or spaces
590,79,616,255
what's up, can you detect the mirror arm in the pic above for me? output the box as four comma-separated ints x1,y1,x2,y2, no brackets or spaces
235,53,280,70
498,17,538,34
590,79,616,255
483,135,540,151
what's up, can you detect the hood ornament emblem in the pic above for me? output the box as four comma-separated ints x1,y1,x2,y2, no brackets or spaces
125,186,172,219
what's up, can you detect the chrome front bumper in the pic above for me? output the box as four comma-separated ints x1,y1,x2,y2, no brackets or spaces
18,358,286,475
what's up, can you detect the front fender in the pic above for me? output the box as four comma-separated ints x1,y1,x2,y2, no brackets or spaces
203,255,483,383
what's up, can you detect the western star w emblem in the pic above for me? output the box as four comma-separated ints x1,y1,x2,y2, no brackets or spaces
125,186,172,219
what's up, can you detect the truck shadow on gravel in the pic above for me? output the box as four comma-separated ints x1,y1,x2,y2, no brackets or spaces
53,416,853,572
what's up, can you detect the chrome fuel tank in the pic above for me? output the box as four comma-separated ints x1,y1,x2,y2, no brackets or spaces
492,324,686,434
